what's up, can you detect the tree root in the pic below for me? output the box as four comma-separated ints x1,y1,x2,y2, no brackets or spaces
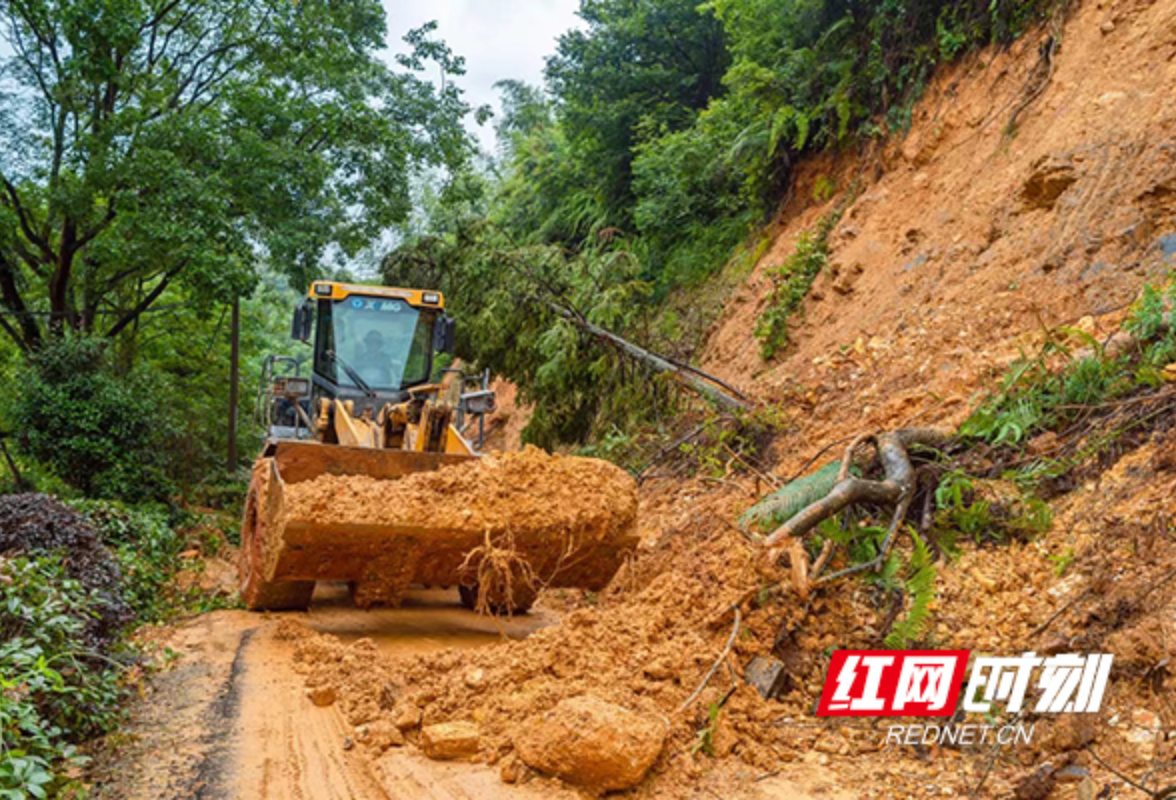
458,529,541,616
762,428,951,593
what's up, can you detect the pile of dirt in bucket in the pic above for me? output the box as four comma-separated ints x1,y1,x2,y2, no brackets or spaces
274,446,641,596
284,446,636,541
0,493,132,646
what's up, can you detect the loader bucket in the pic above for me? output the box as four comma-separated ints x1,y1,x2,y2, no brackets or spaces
239,440,638,611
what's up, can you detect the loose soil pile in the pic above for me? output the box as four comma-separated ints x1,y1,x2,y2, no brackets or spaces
285,446,635,541
281,421,1176,795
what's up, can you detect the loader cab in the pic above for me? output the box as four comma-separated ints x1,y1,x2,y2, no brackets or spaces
299,282,453,410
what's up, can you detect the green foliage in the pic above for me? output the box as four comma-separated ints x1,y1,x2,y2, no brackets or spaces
1048,548,1076,577
677,408,784,479
933,470,1052,544
808,518,939,646
0,556,124,797
755,205,844,359
68,501,185,623
545,0,730,230
11,337,175,502
692,702,723,757
741,460,849,532
884,533,937,649
961,280,1176,448
0,1,474,353
384,218,678,450
0,497,229,796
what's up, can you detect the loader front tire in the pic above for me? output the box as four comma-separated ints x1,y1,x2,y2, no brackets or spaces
239,459,315,611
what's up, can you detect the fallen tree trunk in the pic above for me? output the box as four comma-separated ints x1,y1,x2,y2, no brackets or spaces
761,428,951,590
548,302,749,412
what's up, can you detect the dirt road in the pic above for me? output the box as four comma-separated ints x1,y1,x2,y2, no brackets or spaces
89,584,847,799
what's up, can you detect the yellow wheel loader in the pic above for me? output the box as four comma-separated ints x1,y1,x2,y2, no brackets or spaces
240,281,637,612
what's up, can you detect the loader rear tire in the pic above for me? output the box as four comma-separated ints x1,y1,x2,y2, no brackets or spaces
458,582,536,615
239,459,315,611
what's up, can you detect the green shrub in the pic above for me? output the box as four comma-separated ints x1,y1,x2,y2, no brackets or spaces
69,501,187,623
0,556,126,798
962,280,1176,447
11,337,176,503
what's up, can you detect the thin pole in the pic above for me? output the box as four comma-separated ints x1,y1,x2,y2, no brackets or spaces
227,296,240,472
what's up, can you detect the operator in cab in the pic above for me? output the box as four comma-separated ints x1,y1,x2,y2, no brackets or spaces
353,329,396,386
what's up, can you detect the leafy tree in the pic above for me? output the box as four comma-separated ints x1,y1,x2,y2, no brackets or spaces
544,0,729,229
383,219,678,448
11,336,175,500
0,0,473,352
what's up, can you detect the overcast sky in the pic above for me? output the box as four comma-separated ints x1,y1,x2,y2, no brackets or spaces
384,0,584,153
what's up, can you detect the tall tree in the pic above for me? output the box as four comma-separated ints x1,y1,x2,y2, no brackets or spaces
0,0,472,352
544,0,729,228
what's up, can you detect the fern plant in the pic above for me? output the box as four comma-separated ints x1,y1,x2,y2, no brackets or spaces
884,533,937,649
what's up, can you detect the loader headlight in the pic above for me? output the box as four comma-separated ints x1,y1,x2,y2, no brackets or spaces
314,284,332,296
422,292,440,305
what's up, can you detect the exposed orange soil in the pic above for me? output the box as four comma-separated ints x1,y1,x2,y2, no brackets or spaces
274,447,639,595
268,0,1176,793
701,0,1176,471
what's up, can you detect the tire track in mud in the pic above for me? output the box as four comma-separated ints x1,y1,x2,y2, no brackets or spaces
192,628,255,798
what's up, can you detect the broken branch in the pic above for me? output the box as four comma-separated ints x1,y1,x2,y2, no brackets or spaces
677,604,741,714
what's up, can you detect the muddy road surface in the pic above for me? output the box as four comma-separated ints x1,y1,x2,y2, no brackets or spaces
88,585,563,800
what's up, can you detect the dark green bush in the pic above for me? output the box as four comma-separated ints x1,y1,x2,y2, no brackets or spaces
12,337,176,503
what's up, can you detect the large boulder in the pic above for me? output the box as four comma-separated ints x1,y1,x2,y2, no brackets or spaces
514,695,665,791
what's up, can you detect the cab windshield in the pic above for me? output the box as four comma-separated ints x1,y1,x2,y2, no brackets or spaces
315,296,435,390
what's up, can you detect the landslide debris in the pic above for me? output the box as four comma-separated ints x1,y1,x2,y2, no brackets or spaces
284,446,636,541
277,447,639,597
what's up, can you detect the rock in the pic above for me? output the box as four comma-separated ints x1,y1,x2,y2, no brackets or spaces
463,668,485,689
1013,764,1056,800
1055,765,1089,784
356,719,404,752
643,658,677,681
515,695,665,791
499,755,521,784
814,733,850,755
1132,708,1161,730
1077,776,1095,800
420,721,480,761
392,704,422,732
307,685,337,707
1021,155,1077,211
378,681,400,710
744,656,790,699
